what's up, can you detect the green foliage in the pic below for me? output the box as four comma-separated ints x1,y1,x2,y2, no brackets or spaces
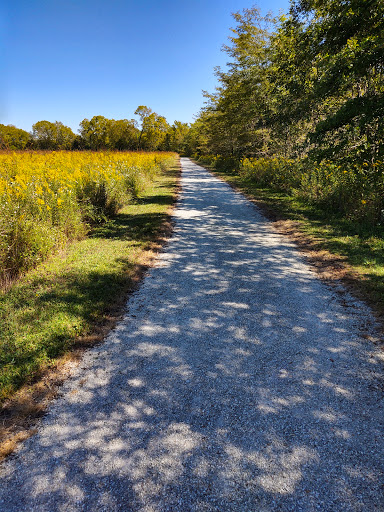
0,161,179,401
32,121,76,150
0,125,31,150
164,121,190,153
79,116,140,151
191,1,384,166
196,154,239,171
108,119,139,150
78,116,112,150
134,106,170,151
189,1,384,227
189,8,273,160
197,150,384,226
6,106,191,154
238,157,384,225
288,0,384,162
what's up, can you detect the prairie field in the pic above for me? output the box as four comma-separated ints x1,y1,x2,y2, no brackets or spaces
0,150,175,281
0,151,178,403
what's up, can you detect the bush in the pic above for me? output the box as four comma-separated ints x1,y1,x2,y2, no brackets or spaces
238,157,384,225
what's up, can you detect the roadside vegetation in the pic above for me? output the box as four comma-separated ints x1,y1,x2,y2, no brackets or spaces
183,1,383,316
202,160,384,315
0,151,175,281
0,152,179,402
1,0,382,451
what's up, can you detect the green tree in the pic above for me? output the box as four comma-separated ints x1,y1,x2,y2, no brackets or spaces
134,106,170,150
182,118,210,156
164,121,190,152
285,0,384,162
108,119,139,150
143,113,169,150
32,120,75,150
0,124,31,149
79,116,111,150
193,0,384,165
134,106,153,150
56,122,77,149
194,7,275,159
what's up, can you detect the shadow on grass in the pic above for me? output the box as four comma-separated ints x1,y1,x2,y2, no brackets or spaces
91,197,172,241
0,205,172,399
90,212,167,241
0,264,137,395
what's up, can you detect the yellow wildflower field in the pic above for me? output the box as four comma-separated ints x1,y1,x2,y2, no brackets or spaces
0,151,176,279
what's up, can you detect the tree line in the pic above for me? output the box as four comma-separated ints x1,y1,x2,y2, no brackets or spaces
0,106,190,152
185,0,384,167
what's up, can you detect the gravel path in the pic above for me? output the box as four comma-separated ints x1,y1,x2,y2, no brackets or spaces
1,158,383,511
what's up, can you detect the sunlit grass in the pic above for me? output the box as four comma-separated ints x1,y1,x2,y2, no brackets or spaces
0,150,176,279
0,160,179,401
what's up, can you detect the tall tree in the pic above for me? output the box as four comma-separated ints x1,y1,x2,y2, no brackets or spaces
164,121,190,152
194,7,275,159
79,116,111,150
32,120,75,150
193,0,384,165
134,106,153,150
134,106,170,150
288,0,384,162
108,119,139,150
0,124,31,149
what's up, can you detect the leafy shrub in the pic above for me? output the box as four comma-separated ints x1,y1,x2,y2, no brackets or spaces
238,157,384,225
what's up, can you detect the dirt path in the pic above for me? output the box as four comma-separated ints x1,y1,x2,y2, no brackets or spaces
0,158,383,511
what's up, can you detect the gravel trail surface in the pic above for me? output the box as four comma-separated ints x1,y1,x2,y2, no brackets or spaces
0,158,383,511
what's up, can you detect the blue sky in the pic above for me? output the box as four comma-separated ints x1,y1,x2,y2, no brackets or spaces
2,0,290,133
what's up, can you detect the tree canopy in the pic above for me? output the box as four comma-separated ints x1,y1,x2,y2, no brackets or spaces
188,0,384,165
0,124,31,150
32,121,76,150
3,107,190,153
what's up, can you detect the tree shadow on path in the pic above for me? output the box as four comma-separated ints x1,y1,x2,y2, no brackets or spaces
0,160,383,512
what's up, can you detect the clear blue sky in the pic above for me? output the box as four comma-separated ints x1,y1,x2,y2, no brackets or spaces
2,0,290,133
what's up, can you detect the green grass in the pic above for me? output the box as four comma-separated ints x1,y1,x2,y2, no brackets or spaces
209,165,384,314
0,161,179,402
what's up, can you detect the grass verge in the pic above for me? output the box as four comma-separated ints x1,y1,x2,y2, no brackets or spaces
204,163,384,324
0,158,180,459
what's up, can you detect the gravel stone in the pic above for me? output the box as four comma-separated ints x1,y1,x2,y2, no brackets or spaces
0,158,383,511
